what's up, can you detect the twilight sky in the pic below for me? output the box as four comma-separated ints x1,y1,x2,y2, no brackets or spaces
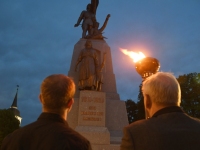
0,0,200,126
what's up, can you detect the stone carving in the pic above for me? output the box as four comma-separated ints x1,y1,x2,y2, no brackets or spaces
96,53,106,91
75,40,106,91
74,0,110,40
75,40,98,90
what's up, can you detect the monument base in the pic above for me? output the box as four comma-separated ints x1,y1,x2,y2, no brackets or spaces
75,126,110,145
67,39,129,148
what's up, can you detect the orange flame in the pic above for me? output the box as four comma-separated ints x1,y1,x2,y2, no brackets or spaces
120,48,146,63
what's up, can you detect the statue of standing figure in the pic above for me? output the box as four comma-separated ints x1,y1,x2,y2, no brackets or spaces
74,3,96,38
75,40,106,91
75,40,98,90
74,0,110,40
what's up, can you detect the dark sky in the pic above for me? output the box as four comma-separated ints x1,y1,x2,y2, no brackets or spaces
0,0,200,126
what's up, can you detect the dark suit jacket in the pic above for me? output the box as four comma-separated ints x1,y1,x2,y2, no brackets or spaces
1,113,92,150
120,106,200,150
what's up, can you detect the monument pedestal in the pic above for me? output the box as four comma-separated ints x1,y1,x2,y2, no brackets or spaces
68,39,128,150
76,126,110,145
75,91,110,147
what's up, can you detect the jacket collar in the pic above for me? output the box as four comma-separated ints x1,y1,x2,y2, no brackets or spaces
152,106,185,118
37,112,68,126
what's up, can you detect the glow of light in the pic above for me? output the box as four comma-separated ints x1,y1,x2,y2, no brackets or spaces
120,48,146,63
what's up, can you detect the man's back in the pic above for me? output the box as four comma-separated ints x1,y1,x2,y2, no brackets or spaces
121,107,200,150
1,113,91,150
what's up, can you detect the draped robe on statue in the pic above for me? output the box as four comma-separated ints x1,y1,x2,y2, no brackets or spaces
77,48,98,90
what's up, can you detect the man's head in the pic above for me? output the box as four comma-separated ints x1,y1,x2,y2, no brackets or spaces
142,72,181,117
39,74,75,114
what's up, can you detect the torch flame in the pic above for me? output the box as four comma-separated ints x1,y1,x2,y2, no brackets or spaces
120,48,146,63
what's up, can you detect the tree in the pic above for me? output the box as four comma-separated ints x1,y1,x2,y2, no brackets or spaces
135,84,145,120
125,99,138,123
125,84,145,123
0,109,20,147
177,72,200,118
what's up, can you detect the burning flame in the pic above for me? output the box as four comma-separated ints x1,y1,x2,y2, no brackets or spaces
120,48,146,63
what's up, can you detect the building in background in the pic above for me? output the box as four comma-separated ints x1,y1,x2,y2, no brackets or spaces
8,85,22,124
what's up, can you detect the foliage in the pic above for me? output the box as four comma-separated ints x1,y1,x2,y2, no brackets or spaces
125,84,145,124
0,109,20,148
177,72,200,118
135,84,145,120
125,99,137,124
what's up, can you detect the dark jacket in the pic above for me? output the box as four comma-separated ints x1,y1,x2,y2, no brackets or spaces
1,113,92,150
120,106,200,150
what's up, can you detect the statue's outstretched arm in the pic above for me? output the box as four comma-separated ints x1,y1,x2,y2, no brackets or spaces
74,11,85,27
99,14,110,32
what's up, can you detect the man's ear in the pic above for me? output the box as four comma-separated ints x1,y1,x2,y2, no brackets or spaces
67,99,74,109
144,94,152,110
39,94,43,104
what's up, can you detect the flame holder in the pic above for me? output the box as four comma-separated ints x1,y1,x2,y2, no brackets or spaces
135,57,160,79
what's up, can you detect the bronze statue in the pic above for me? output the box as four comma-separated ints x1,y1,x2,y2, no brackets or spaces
75,40,99,90
74,0,99,38
95,53,106,91
74,0,110,40
86,14,110,40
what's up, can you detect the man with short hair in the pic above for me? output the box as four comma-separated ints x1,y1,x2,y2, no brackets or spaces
120,72,200,150
1,74,92,150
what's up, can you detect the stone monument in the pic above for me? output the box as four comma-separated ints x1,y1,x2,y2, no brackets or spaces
68,1,129,149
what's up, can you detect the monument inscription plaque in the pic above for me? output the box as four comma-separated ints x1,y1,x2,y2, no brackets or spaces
75,91,110,145
78,91,106,126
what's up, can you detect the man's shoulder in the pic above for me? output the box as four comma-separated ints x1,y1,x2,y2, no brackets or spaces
187,114,200,121
7,120,37,134
125,112,200,131
45,122,88,141
56,125,91,149
126,119,149,130
184,114,200,125
60,125,87,140
124,113,177,131
1,121,38,149
2,121,91,150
